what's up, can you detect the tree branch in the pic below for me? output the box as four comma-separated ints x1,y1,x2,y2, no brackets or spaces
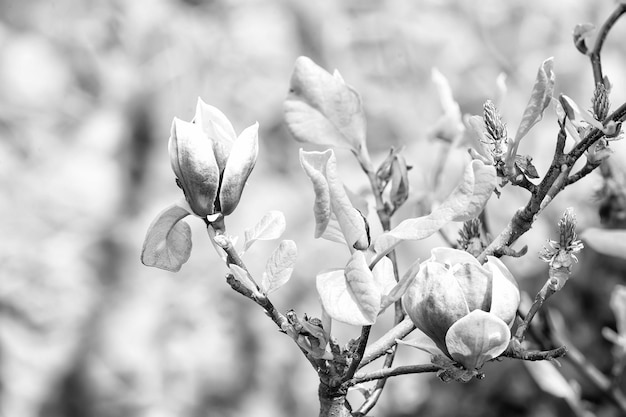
501,345,567,361
342,325,372,383
207,223,292,348
359,317,416,369
348,364,442,386
589,2,626,87
566,161,602,186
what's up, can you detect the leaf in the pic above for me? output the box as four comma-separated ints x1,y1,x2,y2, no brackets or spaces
345,251,381,323
261,240,298,294
230,264,262,298
325,151,370,250
524,361,578,401
141,202,192,272
374,160,495,255
316,269,376,326
610,285,626,337
300,149,369,250
429,68,464,142
451,160,497,222
445,310,511,370
380,259,420,312
372,257,396,295
299,150,332,238
397,335,445,357
284,56,366,152
559,94,603,130
581,228,626,259
320,216,348,245
513,57,555,144
243,210,286,251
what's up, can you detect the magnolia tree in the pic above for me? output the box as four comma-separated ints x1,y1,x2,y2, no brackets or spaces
141,4,626,416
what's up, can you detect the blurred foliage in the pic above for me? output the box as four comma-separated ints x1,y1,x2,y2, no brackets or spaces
1,0,626,416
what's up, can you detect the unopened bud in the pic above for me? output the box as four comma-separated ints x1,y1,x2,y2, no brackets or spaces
573,23,595,55
390,153,410,209
592,82,610,121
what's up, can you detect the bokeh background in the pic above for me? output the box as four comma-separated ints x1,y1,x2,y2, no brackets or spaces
1,0,626,416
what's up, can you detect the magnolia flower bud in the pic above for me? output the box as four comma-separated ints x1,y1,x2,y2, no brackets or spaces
169,118,220,217
403,248,520,370
168,98,258,217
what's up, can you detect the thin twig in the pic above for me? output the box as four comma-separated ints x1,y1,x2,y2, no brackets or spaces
501,345,567,361
353,347,397,416
207,224,291,338
589,2,626,87
359,317,416,369
345,146,407,414
515,282,557,340
342,325,372,383
348,364,442,386
566,161,602,186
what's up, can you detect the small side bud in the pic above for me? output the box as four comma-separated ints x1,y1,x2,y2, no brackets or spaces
573,23,595,55
587,138,613,165
390,153,410,210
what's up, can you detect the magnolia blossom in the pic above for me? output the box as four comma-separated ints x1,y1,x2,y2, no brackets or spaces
403,247,520,370
169,98,258,217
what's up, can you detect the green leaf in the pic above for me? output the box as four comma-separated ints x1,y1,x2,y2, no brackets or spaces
316,269,376,326
299,150,332,238
524,361,578,401
374,160,495,255
230,264,262,298
320,216,348,245
300,149,369,250
243,210,286,251
513,57,555,144
284,56,366,152
610,285,626,337
581,228,626,259
372,257,396,295
445,310,510,370
380,259,420,312
345,251,381,324
261,240,298,294
429,68,464,142
141,202,192,272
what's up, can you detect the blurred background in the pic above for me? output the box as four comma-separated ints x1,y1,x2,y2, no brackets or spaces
1,0,626,416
